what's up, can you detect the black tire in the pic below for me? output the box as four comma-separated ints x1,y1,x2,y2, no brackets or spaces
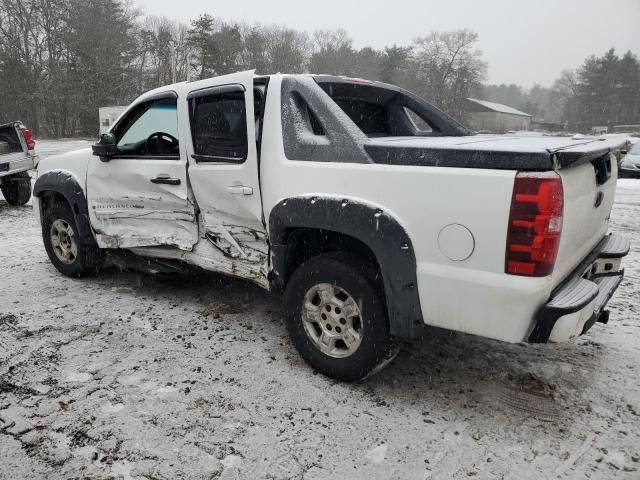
1,171,32,206
284,253,395,381
42,202,104,277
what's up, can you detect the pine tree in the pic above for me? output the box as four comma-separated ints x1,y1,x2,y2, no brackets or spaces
186,14,217,80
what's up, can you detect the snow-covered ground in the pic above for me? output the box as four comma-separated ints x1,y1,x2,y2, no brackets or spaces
0,140,639,479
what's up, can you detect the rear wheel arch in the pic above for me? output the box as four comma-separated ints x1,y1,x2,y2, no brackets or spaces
279,227,382,287
268,197,422,339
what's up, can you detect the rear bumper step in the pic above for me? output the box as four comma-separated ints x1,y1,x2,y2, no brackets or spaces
528,233,629,343
578,274,624,335
599,234,630,258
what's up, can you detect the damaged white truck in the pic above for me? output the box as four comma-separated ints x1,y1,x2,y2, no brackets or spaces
34,71,630,381
0,121,37,205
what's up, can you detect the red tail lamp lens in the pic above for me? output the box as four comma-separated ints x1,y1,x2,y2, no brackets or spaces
20,127,36,151
505,171,563,277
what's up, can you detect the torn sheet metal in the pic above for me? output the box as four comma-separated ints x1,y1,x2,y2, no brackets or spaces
130,237,270,290
128,207,270,288
204,224,268,264
193,205,269,282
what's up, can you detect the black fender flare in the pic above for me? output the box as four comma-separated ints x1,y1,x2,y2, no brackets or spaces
33,170,95,245
269,196,422,339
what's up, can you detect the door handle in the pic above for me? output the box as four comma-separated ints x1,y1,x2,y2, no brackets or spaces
227,185,253,196
150,175,181,186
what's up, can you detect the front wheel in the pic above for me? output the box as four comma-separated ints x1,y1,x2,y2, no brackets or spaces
42,203,104,277
1,171,32,206
284,253,396,381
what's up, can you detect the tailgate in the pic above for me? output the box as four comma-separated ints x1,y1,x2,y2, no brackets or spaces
552,152,618,288
0,151,36,174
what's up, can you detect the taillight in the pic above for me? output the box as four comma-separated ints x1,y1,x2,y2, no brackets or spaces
505,171,563,277
20,126,36,151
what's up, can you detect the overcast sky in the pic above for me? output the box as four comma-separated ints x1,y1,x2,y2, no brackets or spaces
135,0,639,88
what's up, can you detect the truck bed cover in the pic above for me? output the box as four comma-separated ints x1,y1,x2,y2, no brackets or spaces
364,135,627,171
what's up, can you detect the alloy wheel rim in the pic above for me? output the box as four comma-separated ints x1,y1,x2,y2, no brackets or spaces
50,219,77,265
301,283,363,358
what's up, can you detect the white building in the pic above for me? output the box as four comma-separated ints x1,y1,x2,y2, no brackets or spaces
99,106,127,134
464,98,531,134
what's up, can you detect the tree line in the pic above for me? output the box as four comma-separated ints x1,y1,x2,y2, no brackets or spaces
0,0,638,137
0,0,487,136
482,49,640,131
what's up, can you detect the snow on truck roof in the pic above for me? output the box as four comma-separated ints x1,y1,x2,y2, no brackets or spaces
466,98,532,117
135,72,412,103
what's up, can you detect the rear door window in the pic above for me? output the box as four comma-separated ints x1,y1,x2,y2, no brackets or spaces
189,90,248,163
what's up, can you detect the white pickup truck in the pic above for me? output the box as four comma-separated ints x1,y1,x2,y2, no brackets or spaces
34,71,630,381
0,122,37,205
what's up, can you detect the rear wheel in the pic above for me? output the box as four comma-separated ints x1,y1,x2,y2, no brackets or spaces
1,171,32,206
42,203,104,277
284,253,396,381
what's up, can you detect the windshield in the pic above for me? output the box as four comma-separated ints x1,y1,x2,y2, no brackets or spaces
630,142,640,154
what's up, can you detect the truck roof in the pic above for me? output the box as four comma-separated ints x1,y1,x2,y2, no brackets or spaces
131,71,425,109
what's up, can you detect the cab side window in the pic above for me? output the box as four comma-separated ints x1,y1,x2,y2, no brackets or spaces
115,97,179,158
189,87,248,163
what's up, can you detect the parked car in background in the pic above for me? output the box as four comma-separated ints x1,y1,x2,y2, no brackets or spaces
620,141,640,178
33,71,630,381
0,122,37,205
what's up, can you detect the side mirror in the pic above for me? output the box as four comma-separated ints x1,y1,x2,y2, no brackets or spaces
92,133,118,162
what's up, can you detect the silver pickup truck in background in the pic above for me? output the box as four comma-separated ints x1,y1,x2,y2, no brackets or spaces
0,121,37,205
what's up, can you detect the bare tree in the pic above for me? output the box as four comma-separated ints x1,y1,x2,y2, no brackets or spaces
308,29,355,75
266,26,310,74
0,1,500,136
408,29,487,120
